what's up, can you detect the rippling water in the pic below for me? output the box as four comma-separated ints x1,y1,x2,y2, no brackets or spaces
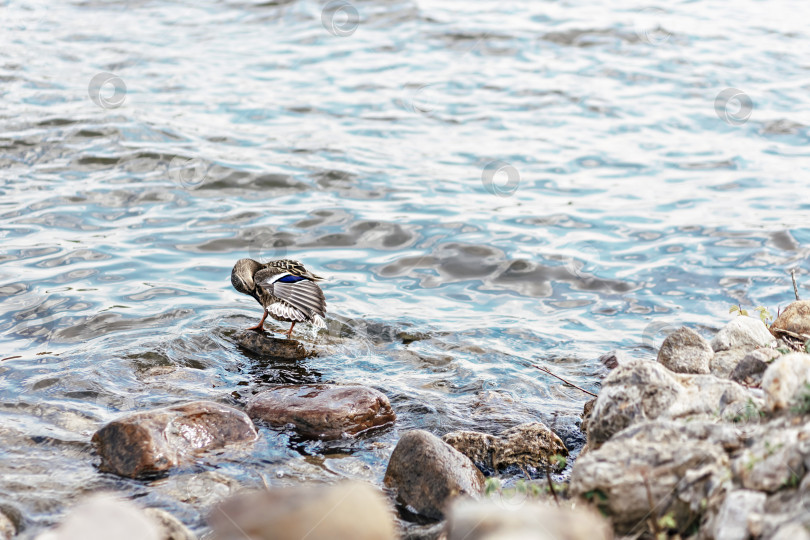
2,0,810,535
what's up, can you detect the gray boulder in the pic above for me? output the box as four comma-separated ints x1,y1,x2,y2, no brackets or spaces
705,489,766,540
657,327,713,374
384,430,484,520
761,352,810,411
710,348,747,379
731,421,807,492
571,420,730,534
711,317,775,352
586,360,682,447
730,348,780,386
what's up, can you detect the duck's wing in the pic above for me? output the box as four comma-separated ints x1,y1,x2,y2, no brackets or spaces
255,270,327,319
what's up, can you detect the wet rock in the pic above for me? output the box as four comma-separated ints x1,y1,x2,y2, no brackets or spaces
441,431,496,471
598,349,624,370
711,316,776,352
384,430,485,521
731,422,807,492
235,331,308,360
92,401,258,478
761,352,810,411
483,424,564,469
550,415,587,452
571,419,730,534
247,384,395,440
770,300,810,339
585,360,682,447
705,489,766,540
710,347,747,379
657,327,712,374
581,397,596,433
731,348,780,386
445,499,612,540
443,422,568,472
210,481,396,540
36,494,161,540
143,508,196,540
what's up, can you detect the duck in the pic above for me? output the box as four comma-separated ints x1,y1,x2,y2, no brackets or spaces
230,258,327,338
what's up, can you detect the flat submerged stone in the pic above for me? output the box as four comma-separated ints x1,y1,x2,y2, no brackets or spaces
235,331,308,360
246,384,396,440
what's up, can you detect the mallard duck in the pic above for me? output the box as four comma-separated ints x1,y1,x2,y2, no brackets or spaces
231,258,327,338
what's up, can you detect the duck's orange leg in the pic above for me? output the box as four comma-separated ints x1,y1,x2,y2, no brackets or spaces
247,310,268,331
285,322,296,338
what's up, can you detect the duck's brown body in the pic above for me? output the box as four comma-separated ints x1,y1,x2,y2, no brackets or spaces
231,258,327,337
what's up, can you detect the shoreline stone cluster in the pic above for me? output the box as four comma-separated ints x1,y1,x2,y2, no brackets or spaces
18,303,810,539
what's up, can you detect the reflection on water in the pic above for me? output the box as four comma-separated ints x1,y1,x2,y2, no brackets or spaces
2,0,810,535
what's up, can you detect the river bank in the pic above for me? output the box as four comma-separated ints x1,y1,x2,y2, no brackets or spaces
10,300,810,540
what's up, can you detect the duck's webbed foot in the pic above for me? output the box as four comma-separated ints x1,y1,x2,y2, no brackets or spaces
247,310,268,332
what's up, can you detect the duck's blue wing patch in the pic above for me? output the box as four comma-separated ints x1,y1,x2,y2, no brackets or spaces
277,274,306,283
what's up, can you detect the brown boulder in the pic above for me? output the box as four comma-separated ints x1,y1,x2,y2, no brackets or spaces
92,401,258,478
210,482,396,540
770,300,810,339
246,384,395,440
236,331,308,360
384,430,485,521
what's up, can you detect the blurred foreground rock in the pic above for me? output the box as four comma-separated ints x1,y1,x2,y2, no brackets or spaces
93,401,257,478
442,422,567,473
210,482,396,540
35,494,192,540
0,509,15,540
446,499,612,540
235,331,308,360
247,384,395,440
384,430,484,521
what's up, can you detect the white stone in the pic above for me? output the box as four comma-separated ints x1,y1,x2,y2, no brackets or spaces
761,353,810,411
711,317,775,352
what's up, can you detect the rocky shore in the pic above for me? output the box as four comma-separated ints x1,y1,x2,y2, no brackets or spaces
24,302,810,540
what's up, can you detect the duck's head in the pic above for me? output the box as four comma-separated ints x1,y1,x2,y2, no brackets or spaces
231,258,263,296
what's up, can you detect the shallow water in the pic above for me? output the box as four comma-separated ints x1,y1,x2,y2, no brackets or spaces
2,0,810,535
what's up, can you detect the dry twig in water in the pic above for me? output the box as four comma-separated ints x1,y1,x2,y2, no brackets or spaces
532,365,597,397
